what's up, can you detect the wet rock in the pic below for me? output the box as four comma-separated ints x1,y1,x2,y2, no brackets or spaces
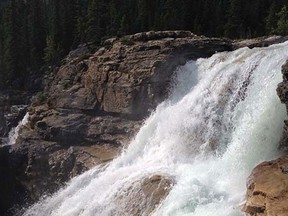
115,175,173,215
233,35,288,49
0,91,30,138
277,60,288,150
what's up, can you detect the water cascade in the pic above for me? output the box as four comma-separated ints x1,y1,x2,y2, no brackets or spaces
7,112,29,145
24,42,288,216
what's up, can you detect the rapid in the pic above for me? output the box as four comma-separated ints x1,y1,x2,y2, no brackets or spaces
23,41,288,216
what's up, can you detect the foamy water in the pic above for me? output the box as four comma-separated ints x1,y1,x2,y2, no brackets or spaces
23,42,288,216
7,112,29,145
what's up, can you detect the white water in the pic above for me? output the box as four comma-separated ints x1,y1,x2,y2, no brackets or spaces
7,112,29,145
24,42,288,216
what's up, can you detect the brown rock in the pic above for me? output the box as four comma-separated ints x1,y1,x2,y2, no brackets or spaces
47,31,232,118
243,156,288,216
115,175,173,215
233,35,288,49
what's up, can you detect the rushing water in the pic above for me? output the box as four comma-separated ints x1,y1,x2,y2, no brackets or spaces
7,112,29,145
23,42,288,216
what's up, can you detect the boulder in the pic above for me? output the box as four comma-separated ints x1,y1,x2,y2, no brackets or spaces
243,156,288,216
115,175,173,216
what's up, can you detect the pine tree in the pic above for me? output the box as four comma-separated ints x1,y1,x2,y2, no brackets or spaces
107,0,119,36
138,0,148,31
162,0,183,30
27,0,46,71
2,0,18,83
118,15,128,36
43,35,62,66
265,2,278,35
276,5,288,35
86,0,107,46
225,0,244,38
0,11,4,86
59,0,78,52
74,0,89,45
16,0,29,74
44,0,64,66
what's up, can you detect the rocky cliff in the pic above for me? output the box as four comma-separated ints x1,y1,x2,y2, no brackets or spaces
1,31,287,215
0,31,235,215
243,60,288,216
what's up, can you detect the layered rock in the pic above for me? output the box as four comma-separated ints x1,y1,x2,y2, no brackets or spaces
0,31,234,215
233,35,288,49
47,31,232,117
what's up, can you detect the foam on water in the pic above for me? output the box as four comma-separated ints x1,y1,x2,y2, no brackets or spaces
7,112,29,145
23,42,288,216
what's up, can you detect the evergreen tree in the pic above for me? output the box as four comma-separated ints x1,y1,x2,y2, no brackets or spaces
43,35,62,66
74,0,89,45
16,0,29,73
138,0,149,31
265,2,278,34
86,0,107,46
2,0,19,84
0,12,4,86
225,0,244,38
162,0,183,30
107,0,119,36
59,0,78,52
118,15,128,36
0,0,287,89
27,0,46,71
44,0,63,66
276,5,288,35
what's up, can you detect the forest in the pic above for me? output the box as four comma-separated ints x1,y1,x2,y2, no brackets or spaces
0,0,287,89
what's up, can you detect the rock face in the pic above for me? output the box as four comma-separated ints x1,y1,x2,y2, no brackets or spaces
233,35,288,50
243,156,288,216
243,60,288,216
277,60,288,150
0,31,234,215
47,31,232,117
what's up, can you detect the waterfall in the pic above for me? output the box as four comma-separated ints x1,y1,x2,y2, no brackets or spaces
7,112,29,145
23,41,288,216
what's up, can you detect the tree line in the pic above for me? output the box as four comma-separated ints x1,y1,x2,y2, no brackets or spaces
0,0,287,89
